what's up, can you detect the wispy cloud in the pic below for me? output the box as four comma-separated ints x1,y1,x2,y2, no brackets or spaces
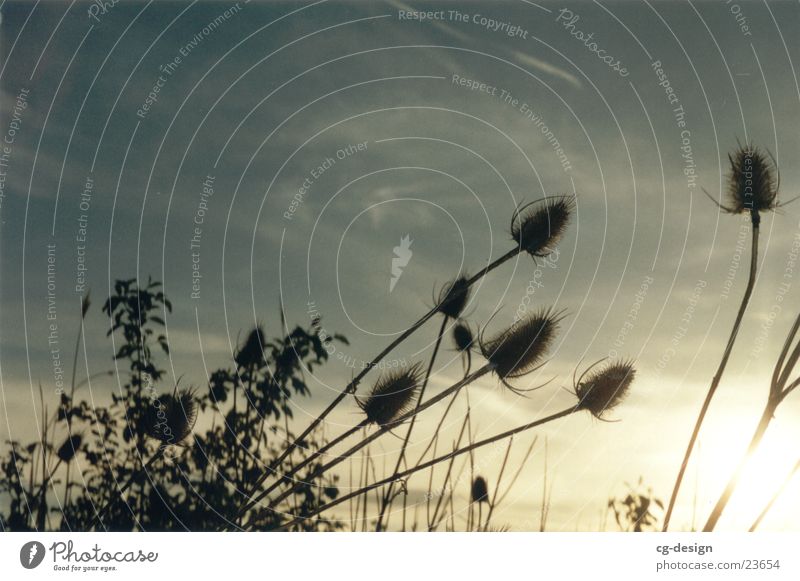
510,49,583,89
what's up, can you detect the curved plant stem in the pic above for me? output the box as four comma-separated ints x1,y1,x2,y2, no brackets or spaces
279,405,579,529
375,315,448,531
663,215,759,531
232,248,519,525
243,366,493,525
703,401,775,531
251,419,368,504
749,459,800,531
92,444,165,530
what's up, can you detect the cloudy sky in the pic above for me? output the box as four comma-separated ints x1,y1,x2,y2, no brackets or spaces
1,0,800,531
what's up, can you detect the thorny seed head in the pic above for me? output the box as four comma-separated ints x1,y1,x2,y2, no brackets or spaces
235,325,266,369
575,360,635,419
358,363,423,427
56,434,83,463
511,196,574,258
480,308,564,379
144,387,198,445
471,476,489,504
436,276,471,319
721,145,779,217
453,321,474,352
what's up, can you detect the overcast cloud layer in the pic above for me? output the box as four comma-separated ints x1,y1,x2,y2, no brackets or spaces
1,0,800,531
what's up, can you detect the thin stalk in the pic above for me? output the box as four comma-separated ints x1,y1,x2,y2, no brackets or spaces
484,436,514,528
235,247,520,516
749,459,800,531
703,400,776,531
376,315,449,531
280,405,579,529
92,445,165,529
256,419,368,503
64,307,85,511
245,366,493,522
663,216,759,530
493,435,537,508
412,378,463,466
429,413,470,528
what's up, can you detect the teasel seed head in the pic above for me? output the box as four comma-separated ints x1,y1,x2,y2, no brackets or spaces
56,433,83,463
574,360,635,419
81,291,91,318
436,276,471,319
720,145,779,218
358,363,423,427
453,320,474,352
144,387,198,445
471,476,489,504
235,325,266,368
511,196,574,258
480,308,564,381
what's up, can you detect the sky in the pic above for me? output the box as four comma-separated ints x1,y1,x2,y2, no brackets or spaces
1,0,800,531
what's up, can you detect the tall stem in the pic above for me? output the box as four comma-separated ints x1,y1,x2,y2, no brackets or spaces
64,300,86,514
251,419,368,505
242,366,493,524
663,215,759,530
234,247,519,521
92,445,164,530
749,459,800,531
280,406,578,529
375,315,448,530
703,401,775,531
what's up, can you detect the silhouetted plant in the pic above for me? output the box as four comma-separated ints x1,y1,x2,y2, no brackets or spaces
0,279,345,532
608,478,663,532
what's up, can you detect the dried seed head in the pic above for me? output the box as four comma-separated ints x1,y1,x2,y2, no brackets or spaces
575,360,635,419
471,476,489,504
722,145,778,215
81,292,91,318
436,276,471,319
235,325,266,368
511,196,574,257
144,387,198,445
56,434,83,463
453,321,474,352
358,363,423,426
480,308,563,379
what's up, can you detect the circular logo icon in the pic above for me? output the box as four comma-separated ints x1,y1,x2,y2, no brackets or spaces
19,541,46,569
